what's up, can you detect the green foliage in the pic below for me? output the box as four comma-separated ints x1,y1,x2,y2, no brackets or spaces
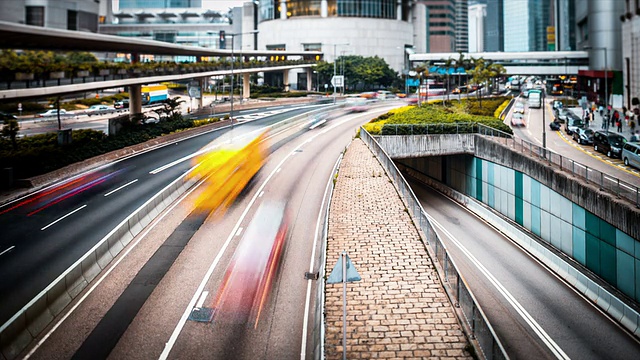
193,117,220,127
1,118,20,150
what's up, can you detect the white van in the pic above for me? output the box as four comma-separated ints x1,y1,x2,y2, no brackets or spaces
622,142,640,170
528,90,542,108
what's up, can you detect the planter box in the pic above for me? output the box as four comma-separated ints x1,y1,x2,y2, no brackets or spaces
50,71,65,79
15,72,34,81
117,69,128,75
99,69,111,76
77,70,90,77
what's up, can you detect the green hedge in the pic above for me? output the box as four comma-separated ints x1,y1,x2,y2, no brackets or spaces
0,116,197,179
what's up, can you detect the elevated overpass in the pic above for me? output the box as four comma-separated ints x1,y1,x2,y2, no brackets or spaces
410,51,589,76
0,21,322,113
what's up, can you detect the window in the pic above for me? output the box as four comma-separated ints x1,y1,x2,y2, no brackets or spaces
303,43,322,51
68,10,78,30
26,6,44,27
267,44,286,51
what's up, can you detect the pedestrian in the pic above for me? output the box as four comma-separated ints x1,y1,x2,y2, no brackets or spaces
631,117,637,134
599,104,604,116
602,113,608,129
631,131,639,142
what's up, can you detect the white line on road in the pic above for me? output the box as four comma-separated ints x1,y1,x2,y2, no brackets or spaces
268,106,285,110
0,246,15,256
259,191,264,198
104,179,138,197
235,227,243,237
40,205,87,231
427,214,570,360
195,291,208,309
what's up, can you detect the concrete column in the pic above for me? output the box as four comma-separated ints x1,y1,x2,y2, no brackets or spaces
243,73,251,99
321,0,328,17
129,84,142,121
283,70,289,92
281,0,287,19
306,68,313,91
397,0,402,21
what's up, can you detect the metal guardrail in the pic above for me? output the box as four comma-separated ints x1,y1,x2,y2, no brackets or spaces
380,123,640,207
360,128,508,360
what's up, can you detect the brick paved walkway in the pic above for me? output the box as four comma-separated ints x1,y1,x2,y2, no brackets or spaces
325,139,471,359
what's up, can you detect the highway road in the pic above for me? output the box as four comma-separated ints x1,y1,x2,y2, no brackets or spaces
407,178,640,359
506,96,640,185
0,103,335,328
17,101,402,359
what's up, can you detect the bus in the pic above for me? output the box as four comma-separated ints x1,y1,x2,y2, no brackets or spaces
528,89,542,108
547,79,564,96
142,85,169,105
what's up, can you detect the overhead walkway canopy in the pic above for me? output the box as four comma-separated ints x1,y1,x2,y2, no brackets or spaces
410,51,589,76
0,21,320,58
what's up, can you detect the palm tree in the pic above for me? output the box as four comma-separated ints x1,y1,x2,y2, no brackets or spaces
443,57,454,105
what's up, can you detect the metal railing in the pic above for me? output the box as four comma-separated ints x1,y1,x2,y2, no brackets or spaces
378,123,640,207
360,127,508,360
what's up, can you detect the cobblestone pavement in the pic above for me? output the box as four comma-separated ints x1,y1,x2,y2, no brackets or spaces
325,139,472,359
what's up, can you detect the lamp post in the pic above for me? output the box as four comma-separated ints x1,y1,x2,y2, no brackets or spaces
229,30,259,127
329,43,349,102
313,70,318,91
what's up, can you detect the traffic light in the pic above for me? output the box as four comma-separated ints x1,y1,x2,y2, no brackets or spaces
219,31,226,49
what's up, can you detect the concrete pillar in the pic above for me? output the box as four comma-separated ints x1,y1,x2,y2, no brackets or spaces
243,73,251,99
306,68,313,91
281,0,287,19
397,0,402,21
283,70,289,92
129,84,142,121
321,0,328,17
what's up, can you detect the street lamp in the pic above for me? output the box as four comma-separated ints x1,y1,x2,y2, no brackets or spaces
328,43,349,102
313,70,319,92
229,30,259,126
586,46,609,128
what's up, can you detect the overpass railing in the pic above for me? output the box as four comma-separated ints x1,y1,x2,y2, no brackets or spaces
380,123,640,207
360,127,509,360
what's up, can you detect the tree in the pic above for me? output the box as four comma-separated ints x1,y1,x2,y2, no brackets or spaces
468,58,490,107
2,118,20,150
153,97,185,121
442,57,454,105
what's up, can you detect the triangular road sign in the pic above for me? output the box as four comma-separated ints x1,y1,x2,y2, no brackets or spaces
327,253,361,284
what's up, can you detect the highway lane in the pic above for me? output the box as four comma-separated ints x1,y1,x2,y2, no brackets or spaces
0,104,327,327
407,178,640,359
68,105,400,359
507,97,640,186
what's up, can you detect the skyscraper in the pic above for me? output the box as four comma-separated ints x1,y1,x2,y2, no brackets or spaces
422,0,456,52
484,0,503,51
468,2,486,52
503,0,551,52
455,0,469,52
118,0,202,8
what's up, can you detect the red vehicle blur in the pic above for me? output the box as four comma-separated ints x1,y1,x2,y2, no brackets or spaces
212,201,289,327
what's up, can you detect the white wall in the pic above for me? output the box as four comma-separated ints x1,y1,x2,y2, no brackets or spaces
468,4,485,53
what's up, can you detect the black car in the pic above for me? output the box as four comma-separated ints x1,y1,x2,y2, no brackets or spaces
564,116,584,135
593,130,627,158
572,128,594,145
114,100,130,109
554,108,575,123
549,120,561,131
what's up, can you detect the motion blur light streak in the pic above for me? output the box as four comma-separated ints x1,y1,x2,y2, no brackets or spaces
0,177,85,216
26,169,126,216
211,201,289,327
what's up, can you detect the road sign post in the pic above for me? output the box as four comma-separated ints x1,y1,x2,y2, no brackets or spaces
327,251,361,360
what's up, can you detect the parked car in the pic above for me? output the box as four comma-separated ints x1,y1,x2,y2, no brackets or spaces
114,100,130,109
513,102,525,114
549,120,561,131
572,128,594,145
622,142,640,170
593,130,627,158
510,112,525,127
86,104,114,116
554,108,575,123
38,109,68,117
564,117,584,135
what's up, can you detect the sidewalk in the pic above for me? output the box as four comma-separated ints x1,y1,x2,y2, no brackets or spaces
569,106,636,138
325,139,471,359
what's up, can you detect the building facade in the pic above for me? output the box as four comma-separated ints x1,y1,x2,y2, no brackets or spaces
503,0,551,52
256,0,425,73
484,0,502,51
421,0,456,52
468,3,485,52
455,0,469,52
621,0,640,110
0,0,100,32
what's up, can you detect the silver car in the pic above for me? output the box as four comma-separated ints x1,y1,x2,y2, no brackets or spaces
622,142,640,170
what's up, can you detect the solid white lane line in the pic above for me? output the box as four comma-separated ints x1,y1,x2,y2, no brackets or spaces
40,205,87,231
427,215,570,360
104,179,138,197
300,156,340,360
259,191,265,198
235,227,243,237
149,153,202,174
195,291,208,309
0,246,15,256
277,168,282,173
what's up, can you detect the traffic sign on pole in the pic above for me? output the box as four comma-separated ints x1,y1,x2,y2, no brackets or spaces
330,75,344,88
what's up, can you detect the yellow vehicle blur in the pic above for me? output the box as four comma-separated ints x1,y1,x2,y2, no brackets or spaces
187,131,267,216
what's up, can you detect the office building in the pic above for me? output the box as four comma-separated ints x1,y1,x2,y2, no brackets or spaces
468,3,486,52
421,0,456,52
455,0,469,52
503,0,551,52
620,0,637,109
0,0,100,32
484,0,503,51
552,0,576,51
